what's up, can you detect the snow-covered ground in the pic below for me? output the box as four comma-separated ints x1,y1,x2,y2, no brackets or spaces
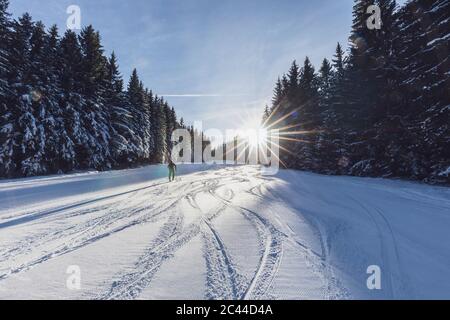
0,164,449,300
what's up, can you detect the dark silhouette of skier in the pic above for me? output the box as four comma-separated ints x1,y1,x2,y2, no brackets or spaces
168,159,177,182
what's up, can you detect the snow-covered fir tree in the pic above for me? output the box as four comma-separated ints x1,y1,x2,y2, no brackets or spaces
105,52,136,167
397,0,450,182
78,25,111,170
151,95,168,163
263,0,449,184
0,2,185,178
0,0,13,176
58,29,85,173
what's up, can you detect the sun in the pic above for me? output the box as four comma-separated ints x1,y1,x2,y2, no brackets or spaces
239,119,268,148
247,127,268,147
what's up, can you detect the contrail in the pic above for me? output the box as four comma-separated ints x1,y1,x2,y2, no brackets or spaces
161,94,250,98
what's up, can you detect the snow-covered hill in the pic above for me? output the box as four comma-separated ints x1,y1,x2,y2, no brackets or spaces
0,165,449,299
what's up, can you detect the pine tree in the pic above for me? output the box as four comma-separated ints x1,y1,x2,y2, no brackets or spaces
396,0,450,182
325,43,350,174
420,0,450,183
316,58,338,172
365,0,402,178
58,29,84,172
19,20,52,176
262,105,270,124
9,13,38,176
333,43,345,79
295,56,319,170
78,25,111,169
126,69,141,152
165,103,177,158
287,60,300,97
149,93,162,163
0,0,13,176
39,24,65,174
127,69,146,161
271,77,283,108
318,58,333,106
269,77,284,124
0,5,185,178
105,52,136,166
284,60,301,127
140,85,153,161
153,95,167,163
346,0,378,130
373,0,399,117
266,77,286,130
319,58,333,96
329,43,347,130
298,57,319,129
272,63,299,136
0,0,9,81
262,0,449,184
344,0,397,177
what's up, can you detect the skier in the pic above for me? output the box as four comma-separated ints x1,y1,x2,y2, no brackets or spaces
168,159,177,182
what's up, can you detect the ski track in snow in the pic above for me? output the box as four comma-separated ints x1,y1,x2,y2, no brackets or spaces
208,189,283,300
348,195,413,299
0,165,448,299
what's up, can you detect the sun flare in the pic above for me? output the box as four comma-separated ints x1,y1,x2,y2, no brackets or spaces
239,116,268,148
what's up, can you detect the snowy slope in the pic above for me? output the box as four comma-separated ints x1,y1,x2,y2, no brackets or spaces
0,165,449,300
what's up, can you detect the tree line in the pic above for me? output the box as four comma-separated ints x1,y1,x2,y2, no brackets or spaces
0,0,186,178
263,0,449,184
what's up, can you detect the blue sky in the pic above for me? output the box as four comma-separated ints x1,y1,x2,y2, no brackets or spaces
8,0,400,132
